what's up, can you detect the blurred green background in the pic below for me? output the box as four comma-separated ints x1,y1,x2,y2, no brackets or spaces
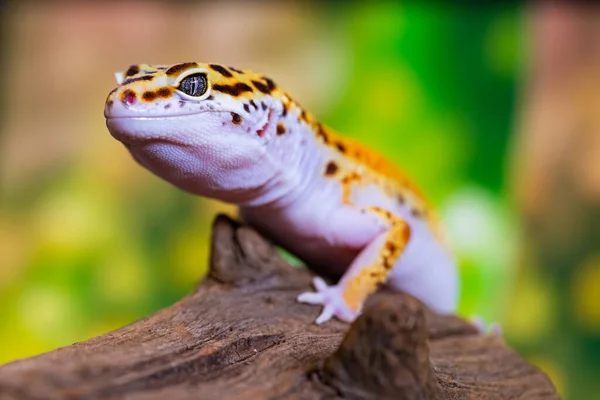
1,2,599,399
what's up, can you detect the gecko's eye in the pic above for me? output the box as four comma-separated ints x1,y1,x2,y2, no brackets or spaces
178,73,208,97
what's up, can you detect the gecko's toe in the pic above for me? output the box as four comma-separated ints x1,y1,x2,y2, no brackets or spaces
298,277,361,324
470,315,503,336
315,304,336,325
312,276,328,291
470,316,486,333
490,322,503,336
297,292,324,304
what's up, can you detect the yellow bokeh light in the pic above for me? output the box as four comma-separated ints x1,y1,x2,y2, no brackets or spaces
572,254,600,332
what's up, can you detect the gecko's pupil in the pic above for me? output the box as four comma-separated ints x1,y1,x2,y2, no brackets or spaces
178,73,207,97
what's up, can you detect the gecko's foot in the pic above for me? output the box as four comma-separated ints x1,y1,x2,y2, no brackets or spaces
297,277,360,324
470,316,503,336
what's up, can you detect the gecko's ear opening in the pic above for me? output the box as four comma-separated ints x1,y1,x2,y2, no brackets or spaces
114,71,125,85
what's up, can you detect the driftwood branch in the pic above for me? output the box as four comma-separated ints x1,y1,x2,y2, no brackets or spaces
0,215,559,399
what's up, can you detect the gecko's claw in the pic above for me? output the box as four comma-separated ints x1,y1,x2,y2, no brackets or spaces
297,277,360,324
313,276,328,292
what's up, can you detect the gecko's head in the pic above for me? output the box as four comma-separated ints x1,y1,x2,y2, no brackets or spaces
104,62,283,201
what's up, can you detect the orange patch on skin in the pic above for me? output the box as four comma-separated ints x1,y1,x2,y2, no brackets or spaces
321,128,427,199
310,122,439,235
341,172,362,204
342,209,411,311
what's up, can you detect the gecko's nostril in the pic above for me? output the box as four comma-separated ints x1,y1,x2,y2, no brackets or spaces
126,93,136,105
121,89,137,106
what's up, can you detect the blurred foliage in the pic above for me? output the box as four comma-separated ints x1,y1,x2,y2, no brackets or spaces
1,1,596,398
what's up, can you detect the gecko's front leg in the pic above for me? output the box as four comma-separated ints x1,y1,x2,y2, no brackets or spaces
297,207,410,324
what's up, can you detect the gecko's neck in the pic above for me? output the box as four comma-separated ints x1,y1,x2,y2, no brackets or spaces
236,103,327,209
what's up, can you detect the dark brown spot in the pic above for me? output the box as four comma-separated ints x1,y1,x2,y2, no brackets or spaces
231,112,242,125
243,103,250,113
206,95,214,101
120,89,136,103
249,100,258,110
179,101,185,108
213,83,253,96
251,80,270,94
276,123,286,136
385,242,398,255
261,102,267,111
300,109,307,122
125,65,140,77
166,62,199,76
317,124,329,144
324,161,338,176
264,77,276,91
411,208,424,218
336,142,346,153
281,102,288,117
106,100,113,109
121,75,154,85
397,193,405,204
156,87,172,98
142,91,157,101
209,64,233,78
164,103,172,109
229,66,244,74
109,87,118,95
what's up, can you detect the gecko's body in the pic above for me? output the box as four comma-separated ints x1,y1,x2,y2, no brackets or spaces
104,62,459,323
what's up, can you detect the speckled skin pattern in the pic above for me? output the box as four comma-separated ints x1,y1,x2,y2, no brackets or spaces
104,62,459,324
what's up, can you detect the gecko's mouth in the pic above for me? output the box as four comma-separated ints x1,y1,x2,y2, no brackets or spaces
106,109,274,146
105,110,218,120
105,112,213,145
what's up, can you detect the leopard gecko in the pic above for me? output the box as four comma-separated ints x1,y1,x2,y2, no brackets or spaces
104,62,459,324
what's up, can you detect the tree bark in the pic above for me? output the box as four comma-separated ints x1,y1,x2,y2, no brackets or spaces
0,215,559,400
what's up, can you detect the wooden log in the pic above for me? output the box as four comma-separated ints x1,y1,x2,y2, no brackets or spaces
0,215,559,400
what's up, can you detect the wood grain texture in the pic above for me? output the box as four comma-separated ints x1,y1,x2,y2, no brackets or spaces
0,215,559,400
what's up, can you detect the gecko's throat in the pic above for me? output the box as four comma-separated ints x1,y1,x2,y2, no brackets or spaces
105,111,278,205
